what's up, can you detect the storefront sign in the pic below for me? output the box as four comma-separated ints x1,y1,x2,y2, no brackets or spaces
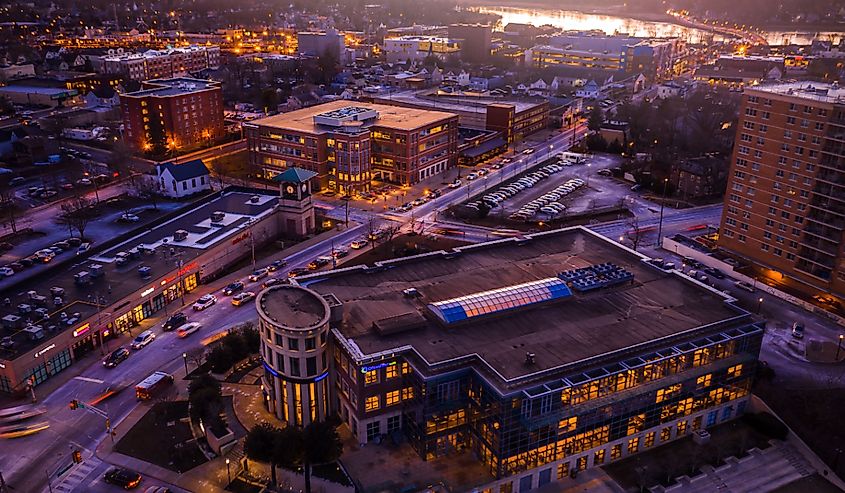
73,323,91,337
361,361,395,373
141,287,155,297
34,344,56,359
314,370,329,382
231,231,250,245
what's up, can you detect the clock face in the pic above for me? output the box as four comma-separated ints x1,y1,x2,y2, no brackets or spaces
285,185,295,195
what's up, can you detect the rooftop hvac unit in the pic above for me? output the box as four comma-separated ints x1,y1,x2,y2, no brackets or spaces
250,195,260,203
211,211,225,224
174,230,189,241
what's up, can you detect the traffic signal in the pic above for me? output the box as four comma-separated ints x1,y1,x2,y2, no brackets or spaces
72,450,82,464
69,399,78,410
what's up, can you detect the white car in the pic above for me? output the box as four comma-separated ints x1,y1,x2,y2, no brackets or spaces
734,281,756,293
77,242,91,255
192,294,217,311
248,268,269,282
120,213,140,223
232,291,256,306
466,173,478,180
176,322,202,338
0,267,13,277
131,330,156,349
448,180,462,189
350,239,367,249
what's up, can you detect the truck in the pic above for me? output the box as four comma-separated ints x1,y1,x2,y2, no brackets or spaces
135,371,174,401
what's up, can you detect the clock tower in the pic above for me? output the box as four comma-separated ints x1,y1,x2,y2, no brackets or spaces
274,167,317,237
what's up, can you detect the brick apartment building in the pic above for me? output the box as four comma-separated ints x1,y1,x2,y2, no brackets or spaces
120,77,225,153
102,45,221,81
244,101,459,192
719,81,845,302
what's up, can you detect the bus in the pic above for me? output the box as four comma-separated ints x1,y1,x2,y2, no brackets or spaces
135,372,174,401
0,404,47,424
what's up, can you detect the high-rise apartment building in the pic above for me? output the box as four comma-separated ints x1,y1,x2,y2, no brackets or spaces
719,82,845,302
120,78,225,153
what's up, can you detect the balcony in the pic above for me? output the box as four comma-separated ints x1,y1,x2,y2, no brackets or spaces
800,236,840,257
795,259,832,281
805,212,845,230
816,170,845,186
796,248,836,269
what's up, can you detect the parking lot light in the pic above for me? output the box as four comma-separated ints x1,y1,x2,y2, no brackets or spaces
837,335,843,361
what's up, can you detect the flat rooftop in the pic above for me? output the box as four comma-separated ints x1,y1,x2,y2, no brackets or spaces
0,190,278,361
380,89,542,115
302,227,745,390
250,100,456,134
258,285,328,330
122,77,220,98
746,81,845,104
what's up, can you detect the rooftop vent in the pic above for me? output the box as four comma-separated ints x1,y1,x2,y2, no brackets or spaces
174,230,188,241
525,352,536,365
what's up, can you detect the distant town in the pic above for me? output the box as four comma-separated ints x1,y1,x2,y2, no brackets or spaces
0,1,843,493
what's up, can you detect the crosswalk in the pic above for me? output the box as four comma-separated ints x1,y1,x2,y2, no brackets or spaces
50,455,102,493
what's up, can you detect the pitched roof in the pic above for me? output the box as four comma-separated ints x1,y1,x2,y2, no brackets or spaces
273,167,317,183
157,159,209,181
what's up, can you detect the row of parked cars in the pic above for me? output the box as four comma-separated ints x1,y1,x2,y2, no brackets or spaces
0,238,89,277
509,178,585,221
465,163,568,215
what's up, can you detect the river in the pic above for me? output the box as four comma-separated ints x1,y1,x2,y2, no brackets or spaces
470,5,843,45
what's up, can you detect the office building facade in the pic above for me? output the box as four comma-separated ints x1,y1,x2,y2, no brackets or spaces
245,101,459,191
267,227,763,491
448,24,492,62
719,82,845,303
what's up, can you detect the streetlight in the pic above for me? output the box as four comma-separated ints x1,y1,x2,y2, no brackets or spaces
756,297,763,314
656,178,668,247
225,458,231,484
183,352,188,376
837,335,844,362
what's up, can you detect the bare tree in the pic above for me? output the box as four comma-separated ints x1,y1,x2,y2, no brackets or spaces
128,176,161,210
58,196,96,239
366,215,379,249
625,216,645,251
0,180,18,234
383,223,401,245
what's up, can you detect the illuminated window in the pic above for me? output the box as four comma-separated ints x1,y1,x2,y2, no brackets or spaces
365,395,380,411
627,437,639,454
727,364,743,378
386,364,398,379
610,444,622,460
386,390,400,406
559,416,577,433
656,384,681,403
402,386,414,400
644,432,656,448
364,369,379,385
697,374,712,389
401,362,412,375
660,427,672,442
677,420,688,436
557,462,570,479
594,449,606,465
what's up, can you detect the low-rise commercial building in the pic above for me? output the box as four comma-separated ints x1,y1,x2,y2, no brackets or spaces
383,36,461,63
245,101,459,191
0,188,283,394
262,226,763,491
120,77,225,153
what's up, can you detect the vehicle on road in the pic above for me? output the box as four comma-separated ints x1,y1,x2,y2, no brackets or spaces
143,487,173,493
176,322,202,338
682,257,701,268
466,172,478,180
222,281,244,295
308,256,331,270
119,213,140,223
8,177,24,186
791,322,805,339
0,421,50,439
288,267,309,278
248,268,269,281
267,259,286,272
332,248,349,258
77,242,91,255
130,330,156,350
0,404,47,424
135,372,174,401
501,157,513,163
162,312,187,331
103,347,130,368
0,267,14,277
350,239,367,249
104,467,142,489
448,180,462,189
522,148,534,155
76,178,92,186
734,281,755,293
262,278,283,288
703,267,726,279
232,291,255,306
192,294,217,311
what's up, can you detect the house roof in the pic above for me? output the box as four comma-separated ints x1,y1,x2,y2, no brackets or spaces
273,167,317,183
157,159,209,181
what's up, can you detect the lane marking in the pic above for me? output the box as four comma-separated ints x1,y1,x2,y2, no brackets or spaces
73,376,104,384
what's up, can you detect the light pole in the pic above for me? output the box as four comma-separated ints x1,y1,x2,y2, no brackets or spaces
756,297,763,314
656,178,668,247
837,335,843,362
183,352,188,376
225,458,231,484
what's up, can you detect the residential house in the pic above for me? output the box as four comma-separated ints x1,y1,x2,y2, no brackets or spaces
575,80,600,99
155,159,212,198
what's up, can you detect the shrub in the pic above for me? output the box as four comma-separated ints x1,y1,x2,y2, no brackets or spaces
207,344,234,374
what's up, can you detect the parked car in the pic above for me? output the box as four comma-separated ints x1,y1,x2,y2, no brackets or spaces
248,268,269,282
288,267,309,278
522,148,534,155
103,467,141,489
191,294,217,311
791,322,804,339
350,239,367,249
332,248,349,259
76,178,92,186
734,281,755,293
222,282,244,296
231,291,256,306
77,242,91,255
103,347,130,368
0,266,14,277
162,312,187,331
176,322,202,338
703,267,726,279
119,213,140,223
448,180,462,189
131,330,156,350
